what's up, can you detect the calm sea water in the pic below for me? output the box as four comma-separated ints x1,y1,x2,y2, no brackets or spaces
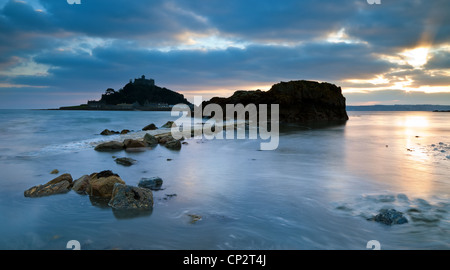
0,109,449,250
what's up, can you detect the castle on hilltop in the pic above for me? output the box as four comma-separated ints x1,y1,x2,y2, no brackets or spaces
132,75,155,86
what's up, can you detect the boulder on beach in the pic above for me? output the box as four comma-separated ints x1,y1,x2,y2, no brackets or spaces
161,121,176,128
142,123,157,131
72,175,90,194
94,141,125,151
143,133,158,146
114,157,137,166
108,183,154,209
138,177,163,190
165,139,182,150
123,139,147,149
120,129,130,134
369,209,408,225
24,173,73,198
86,170,126,198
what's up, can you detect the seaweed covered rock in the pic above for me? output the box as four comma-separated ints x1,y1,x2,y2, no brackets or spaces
86,170,125,198
369,209,408,225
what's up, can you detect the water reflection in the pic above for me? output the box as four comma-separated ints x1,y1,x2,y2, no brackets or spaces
343,112,438,198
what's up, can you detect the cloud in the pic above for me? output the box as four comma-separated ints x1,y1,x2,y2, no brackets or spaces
0,0,449,108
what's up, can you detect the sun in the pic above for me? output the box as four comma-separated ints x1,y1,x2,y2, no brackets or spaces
400,47,430,68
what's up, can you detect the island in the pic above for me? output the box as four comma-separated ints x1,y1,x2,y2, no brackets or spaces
59,75,193,111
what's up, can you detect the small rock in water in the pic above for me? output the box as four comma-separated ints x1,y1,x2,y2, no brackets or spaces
369,209,408,225
114,157,137,166
187,214,202,224
50,169,59,174
138,177,163,190
163,194,177,200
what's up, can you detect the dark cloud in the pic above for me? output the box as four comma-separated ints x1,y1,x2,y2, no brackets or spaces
0,0,449,108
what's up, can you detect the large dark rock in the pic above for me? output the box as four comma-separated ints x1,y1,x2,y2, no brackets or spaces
24,173,73,198
369,209,408,225
108,184,154,209
200,80,349,123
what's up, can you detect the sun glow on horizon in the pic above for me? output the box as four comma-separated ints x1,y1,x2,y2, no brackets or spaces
400,47,430,68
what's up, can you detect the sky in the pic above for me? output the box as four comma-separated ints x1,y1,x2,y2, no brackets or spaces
0,0,449,109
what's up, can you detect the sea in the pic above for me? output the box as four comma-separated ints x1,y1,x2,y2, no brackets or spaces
0,109,449,250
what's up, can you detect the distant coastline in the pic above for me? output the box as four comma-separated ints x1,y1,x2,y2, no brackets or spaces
346,104,450,111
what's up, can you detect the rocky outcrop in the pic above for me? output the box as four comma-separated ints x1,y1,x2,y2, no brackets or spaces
108,184,154,209
201,80,349,122
24,173,73,198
